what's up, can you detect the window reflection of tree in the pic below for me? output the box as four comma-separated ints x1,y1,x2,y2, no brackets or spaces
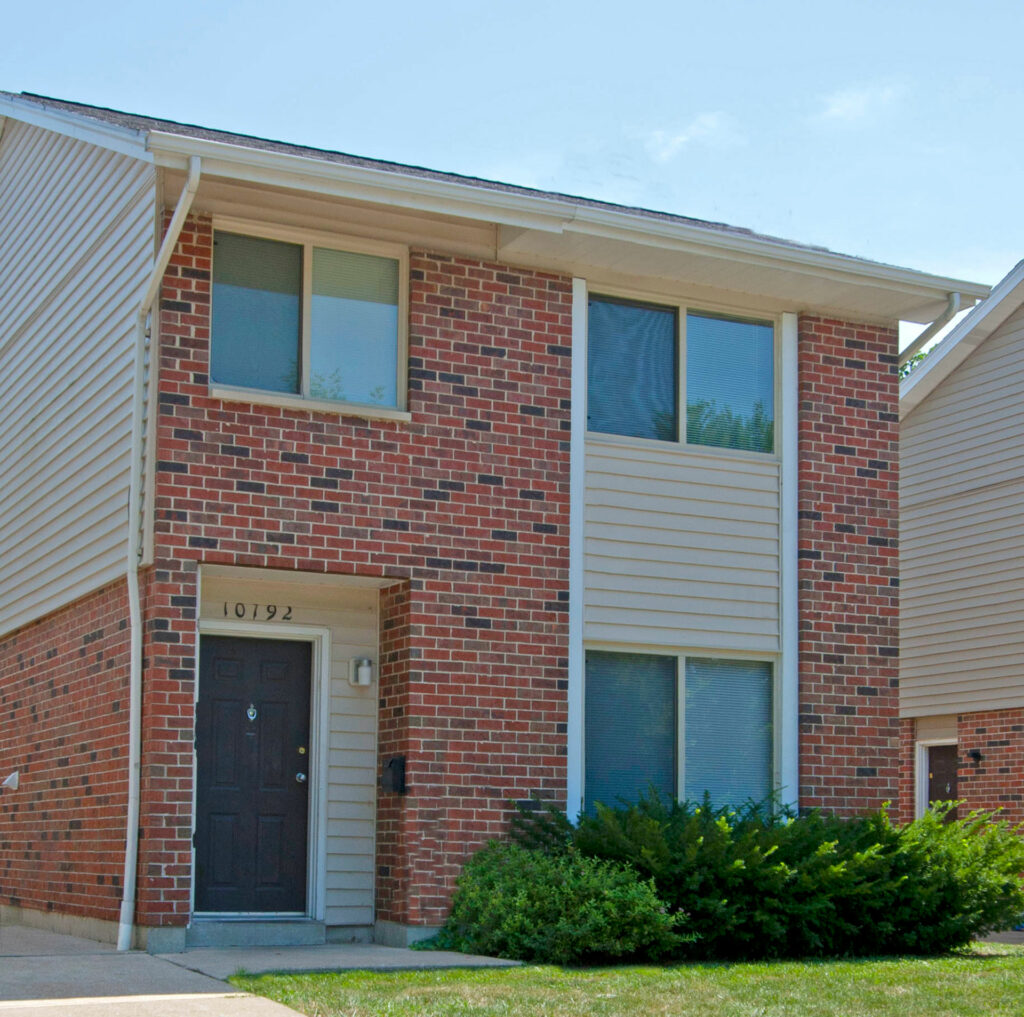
686,398,773,454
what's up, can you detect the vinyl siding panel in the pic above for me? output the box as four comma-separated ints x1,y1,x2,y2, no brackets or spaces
902,307,1024,509
199,575,379,927
0,119,155,636
901,307,1024,716
585,438,781,654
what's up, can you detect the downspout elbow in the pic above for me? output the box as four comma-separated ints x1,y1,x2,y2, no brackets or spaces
899,292,962,368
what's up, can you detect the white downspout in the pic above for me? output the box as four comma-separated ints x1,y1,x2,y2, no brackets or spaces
898,292,961,368
118,155,201,952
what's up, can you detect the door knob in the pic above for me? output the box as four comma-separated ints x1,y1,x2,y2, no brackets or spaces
296,772,307,783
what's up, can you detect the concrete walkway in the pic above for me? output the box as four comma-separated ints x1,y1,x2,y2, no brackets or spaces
158,941,519,981
0,923,515,1016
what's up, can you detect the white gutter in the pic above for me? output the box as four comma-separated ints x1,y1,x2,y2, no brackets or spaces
900,260,1024,419
144,131,990,315
118,155,201,952
898,292,961,368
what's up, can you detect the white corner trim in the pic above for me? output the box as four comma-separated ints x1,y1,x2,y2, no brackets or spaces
779,312,799,810
565,277,588,822
195,619,331,922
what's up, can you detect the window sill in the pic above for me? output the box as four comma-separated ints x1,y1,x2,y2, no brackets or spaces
585,430,780,464
210,385,413,423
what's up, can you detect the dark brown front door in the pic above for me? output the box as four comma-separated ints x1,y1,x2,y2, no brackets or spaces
195,636,311,912
927,743,959,821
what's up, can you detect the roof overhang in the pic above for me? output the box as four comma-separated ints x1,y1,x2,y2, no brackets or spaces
900,260,1024,419
146,133,989,325
0,91,151,161
0,91,990,325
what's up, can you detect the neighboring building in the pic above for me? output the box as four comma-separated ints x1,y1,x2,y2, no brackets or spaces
900,261,1024,823
0,92,985,952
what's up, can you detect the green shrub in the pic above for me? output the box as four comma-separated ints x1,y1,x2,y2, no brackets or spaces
878,804,1024,952
512,793,1024,960
435,840,686,964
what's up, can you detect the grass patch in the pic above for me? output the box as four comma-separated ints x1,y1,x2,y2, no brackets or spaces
230,943,1024,1016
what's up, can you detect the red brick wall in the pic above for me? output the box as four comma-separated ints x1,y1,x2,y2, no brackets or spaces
906,711,1024,826
897,717,916,824
797,316,900,814
0,581,130,923
376,581,413,922
134,563,198,928
143,215,573,926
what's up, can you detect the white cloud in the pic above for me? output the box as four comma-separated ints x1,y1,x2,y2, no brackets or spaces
646,112,743,163
816,84,899,123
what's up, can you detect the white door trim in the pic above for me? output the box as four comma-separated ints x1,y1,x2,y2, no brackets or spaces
915,737,958,819
194,620,331,921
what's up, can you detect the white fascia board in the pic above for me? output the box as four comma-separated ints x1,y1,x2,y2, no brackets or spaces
567,210,990,311
147,132,577,234
900,260,1024,419
147,131,988,310
0,95,151,161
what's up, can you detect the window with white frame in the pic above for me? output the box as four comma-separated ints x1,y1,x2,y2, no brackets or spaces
587,296,775,453
584,650,774,813
211,229,405,410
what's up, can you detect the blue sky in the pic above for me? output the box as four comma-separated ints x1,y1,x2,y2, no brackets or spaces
7,0,1021,299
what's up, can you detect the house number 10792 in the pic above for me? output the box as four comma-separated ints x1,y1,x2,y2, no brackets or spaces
223,602,293,621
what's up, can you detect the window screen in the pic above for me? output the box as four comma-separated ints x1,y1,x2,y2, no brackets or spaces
686,313,774,453
584,651,677,813
587,298,677,441
211,231,302,393
684,657,773,807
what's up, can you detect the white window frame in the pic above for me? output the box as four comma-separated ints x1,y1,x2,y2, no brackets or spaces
915,737,959,819
580,646,781,812
585,287,782,460
209,216,411,422
566,278,798,819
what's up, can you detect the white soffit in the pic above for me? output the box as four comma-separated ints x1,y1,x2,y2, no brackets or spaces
900,260,1024,419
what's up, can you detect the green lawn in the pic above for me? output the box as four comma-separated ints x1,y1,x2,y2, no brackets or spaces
230,943,1024,1016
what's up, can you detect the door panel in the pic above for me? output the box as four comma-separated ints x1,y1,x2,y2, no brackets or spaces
196,636,312,912
927,743,959,822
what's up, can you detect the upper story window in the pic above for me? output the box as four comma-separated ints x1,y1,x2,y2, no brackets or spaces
587,296,775,454
211,228,406,412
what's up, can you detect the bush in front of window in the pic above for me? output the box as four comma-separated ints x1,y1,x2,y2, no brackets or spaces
508,793,1024,960
426,840,686,965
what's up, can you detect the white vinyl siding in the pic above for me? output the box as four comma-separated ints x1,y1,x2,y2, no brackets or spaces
584,438,781,654
0,120,155,636
901,306,1024,716
200,575,379,927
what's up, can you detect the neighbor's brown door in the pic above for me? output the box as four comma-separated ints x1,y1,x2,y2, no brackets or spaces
927,743,959,822
195,636,311,912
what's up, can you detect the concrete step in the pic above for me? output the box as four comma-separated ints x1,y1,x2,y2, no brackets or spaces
185,919,326,949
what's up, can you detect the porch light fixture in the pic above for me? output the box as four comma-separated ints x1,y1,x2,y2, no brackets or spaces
349,657,374,687
1,771,19,791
